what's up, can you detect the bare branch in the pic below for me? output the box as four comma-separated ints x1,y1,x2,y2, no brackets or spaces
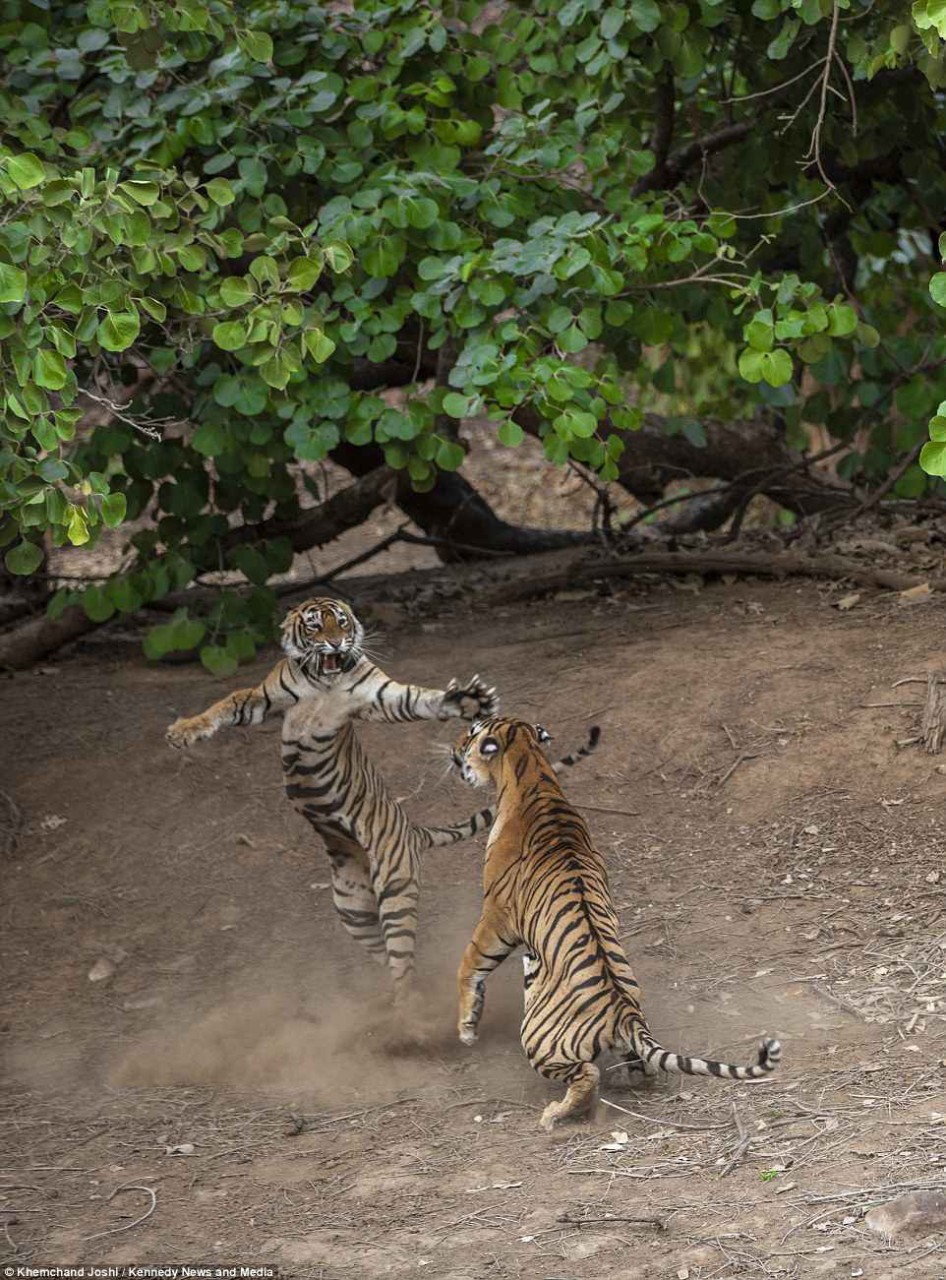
805,3,849,207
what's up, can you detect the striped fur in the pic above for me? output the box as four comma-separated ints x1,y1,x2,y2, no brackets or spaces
453,717,781,1131
167,597,498,999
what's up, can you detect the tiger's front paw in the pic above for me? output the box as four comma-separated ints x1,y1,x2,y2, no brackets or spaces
441,674,499,722
166,716,212,749
458,1023,479,1046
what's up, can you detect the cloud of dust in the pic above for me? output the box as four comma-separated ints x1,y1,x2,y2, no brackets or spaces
108,892,529,1103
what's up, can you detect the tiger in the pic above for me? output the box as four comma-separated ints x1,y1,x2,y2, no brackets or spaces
167,596,499,1002
451,716,782,1131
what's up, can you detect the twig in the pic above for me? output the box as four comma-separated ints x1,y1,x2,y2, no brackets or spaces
724,59,826,105
853,440,924,519
557,1212,666,1231
717,752,760,788
805,3,844,202
833,47,857,136
718,1102,752,1177
0,790,22,858
600,1098,727,1132
321,523,412,581
77,389,174,441
576,803,641,818
287,1096,419,1135
83,1184,157,1240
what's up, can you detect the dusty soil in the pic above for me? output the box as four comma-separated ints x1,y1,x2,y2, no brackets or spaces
5,574,946,1278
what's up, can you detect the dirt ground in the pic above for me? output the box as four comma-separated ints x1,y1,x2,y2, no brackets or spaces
5,572,946,1278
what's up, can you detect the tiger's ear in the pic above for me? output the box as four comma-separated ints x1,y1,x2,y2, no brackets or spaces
535,724,552,744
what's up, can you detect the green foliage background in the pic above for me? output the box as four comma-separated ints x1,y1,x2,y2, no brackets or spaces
2,0,945,669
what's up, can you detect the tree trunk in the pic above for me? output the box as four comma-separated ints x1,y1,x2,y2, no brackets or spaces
330,442,593,561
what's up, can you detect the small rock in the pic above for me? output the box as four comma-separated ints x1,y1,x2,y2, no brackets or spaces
865,1190,946,1239
88,957,116,983
40,814,67,832
165,1142,195,1156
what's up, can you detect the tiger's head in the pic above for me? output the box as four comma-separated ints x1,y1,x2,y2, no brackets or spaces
280,597,364,677
452,716,553,788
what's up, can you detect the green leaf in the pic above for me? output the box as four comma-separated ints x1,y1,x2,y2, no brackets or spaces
5,152,45,189
249,255,280,289
100,493,127,528
66,505,90,546
213,320,249,351
120,180,159,206
931,273,946,307
498,421,524,447
738,348,765,384
324,242,354,273
630,0,661,31
442,392,472,418
140,296,167,323
81,585,116,622
286,257,323,291
260,355,291,389
232,545,271,585
827,304,858,337
436,439,466,470
34,348,68,390
240,29,273,63
191,422,227,456
554,408,598,438
745,311,774,353
761,349,794,388
920,440,946,477
143,611,206,660
304,328,336,363
220,277,254,307
206,177,235,206
4,540,43,575
0,262,27,304
200,645,239,677
98,310,141,352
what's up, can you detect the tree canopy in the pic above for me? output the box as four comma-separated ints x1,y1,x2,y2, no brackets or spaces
2,0,945,668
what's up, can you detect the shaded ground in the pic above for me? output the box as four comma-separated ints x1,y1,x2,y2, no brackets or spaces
4,574,946,1278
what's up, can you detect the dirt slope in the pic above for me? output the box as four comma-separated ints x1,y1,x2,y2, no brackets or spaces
3,577,946,1278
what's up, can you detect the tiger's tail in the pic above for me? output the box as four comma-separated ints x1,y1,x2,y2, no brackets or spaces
551,724,601,774
424,725,603,848
625,1016,781,1081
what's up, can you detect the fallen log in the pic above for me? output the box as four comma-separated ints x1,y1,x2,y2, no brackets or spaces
0,605,99,671
479,548,944,606
0,468,399,671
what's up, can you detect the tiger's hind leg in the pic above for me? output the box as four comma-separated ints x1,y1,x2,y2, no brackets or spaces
323,835,387,967
533,1059,601,1133
372,858,421,1004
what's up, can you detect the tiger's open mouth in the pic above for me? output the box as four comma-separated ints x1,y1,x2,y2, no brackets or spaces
320,651,343,675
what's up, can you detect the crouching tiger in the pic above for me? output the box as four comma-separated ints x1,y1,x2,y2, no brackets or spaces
452,717,782,1131
168,597,498,1001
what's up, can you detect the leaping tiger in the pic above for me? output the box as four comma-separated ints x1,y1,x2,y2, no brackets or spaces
452,716,782,1130
167,597,501,1000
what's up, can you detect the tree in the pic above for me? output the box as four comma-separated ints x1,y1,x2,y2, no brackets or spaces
1,0,944,668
